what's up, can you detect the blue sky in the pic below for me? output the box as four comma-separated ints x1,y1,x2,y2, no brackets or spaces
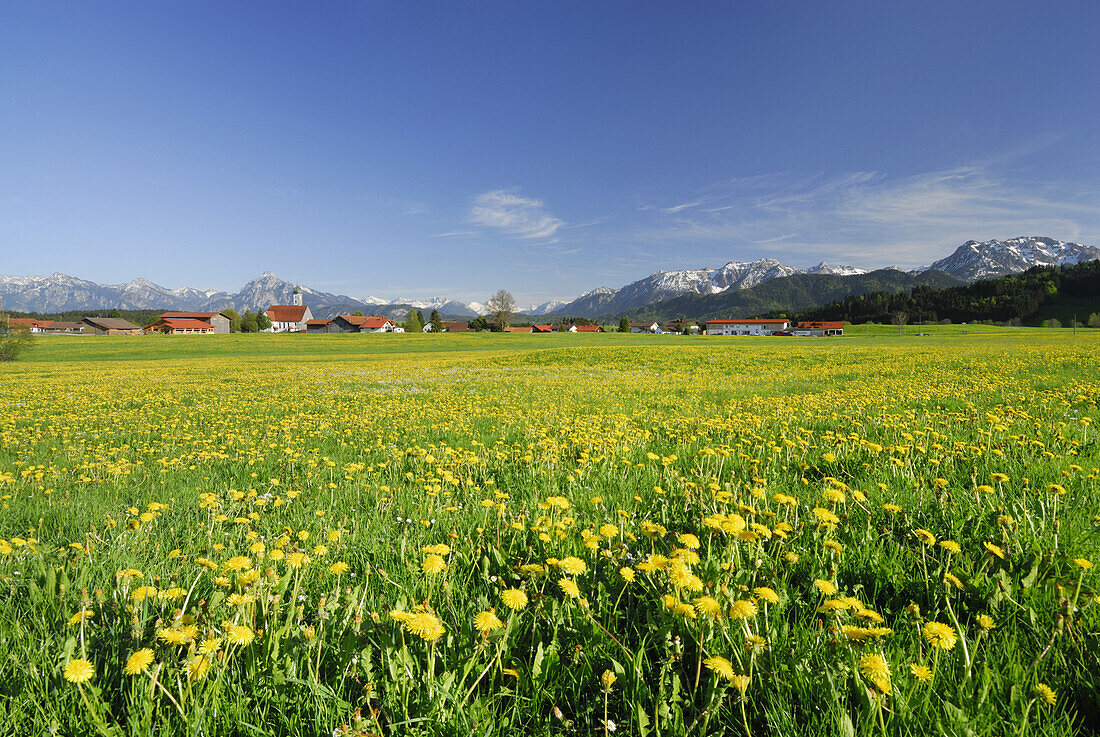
3,1,1099,304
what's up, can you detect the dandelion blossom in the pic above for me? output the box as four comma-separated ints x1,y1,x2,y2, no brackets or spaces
473,610,504,635
422,554,447,575
753,587,779,604
559,556,587,575
63,658,94,684
939,540,961,554
124,649,155,675
501,589,528,610
693,596,722,619
405,612,446,642
1035,683,1057,706
226,624,255,646
558,579,581,599
704,656,735,681
729,599,758,620
913,529,936,546
983,542,1005,560
814,579,838,596
859,653,892,693
328,561,349,576
909,663,933,682
923,621,957,651
976,614,995,630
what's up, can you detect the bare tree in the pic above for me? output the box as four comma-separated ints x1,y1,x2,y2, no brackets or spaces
486,290,516,331
891,311,908,337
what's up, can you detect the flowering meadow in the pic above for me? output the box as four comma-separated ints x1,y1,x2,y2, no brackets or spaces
0,329,1098,736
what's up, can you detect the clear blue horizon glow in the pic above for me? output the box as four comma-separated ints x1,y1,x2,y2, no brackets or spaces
3,2,1099,304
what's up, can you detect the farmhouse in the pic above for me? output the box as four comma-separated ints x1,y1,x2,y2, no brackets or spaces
630,322,662,334
796,321,845,336
441,321,471,333
663,319,700,334
42,321,85,334
144,318,217,335
531,324,556,333
81,317,143,335
6,318,52,333
705,318,790,336
158,311,231,334
566,324,604,332
305,319,332,333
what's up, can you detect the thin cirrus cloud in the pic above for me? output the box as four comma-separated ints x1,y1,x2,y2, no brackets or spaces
468,190,564,240
635,164,1099,268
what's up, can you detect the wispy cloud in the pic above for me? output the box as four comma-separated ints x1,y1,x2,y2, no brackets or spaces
469,189,563,240
632,160,1100,268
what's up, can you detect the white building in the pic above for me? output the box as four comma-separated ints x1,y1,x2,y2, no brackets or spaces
705,319,790,336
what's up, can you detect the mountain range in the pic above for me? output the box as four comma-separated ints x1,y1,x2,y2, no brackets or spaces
2,237,1096,320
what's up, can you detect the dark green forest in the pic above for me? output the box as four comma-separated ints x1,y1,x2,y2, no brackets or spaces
782,260,1100,326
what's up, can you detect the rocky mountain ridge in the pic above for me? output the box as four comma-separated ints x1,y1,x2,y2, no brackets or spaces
3,237,1095,319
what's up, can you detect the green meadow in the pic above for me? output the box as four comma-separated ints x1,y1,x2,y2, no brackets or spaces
1,330,1098,736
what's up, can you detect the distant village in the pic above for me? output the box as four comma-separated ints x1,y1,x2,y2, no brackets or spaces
4,289,844,337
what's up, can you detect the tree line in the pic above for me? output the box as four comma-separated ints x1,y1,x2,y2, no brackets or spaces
777,260,1100,326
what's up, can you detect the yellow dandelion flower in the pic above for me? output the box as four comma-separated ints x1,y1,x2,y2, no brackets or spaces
814,579,838,596
63,658,94,684
405,612,446,642
124,649,155,675
823,540,844,554
328,561,349,576
199,637,222,655
600,669,617,691
859,653,891,694
421,543,451,556
1074,558,1093,570
909,663,932,682
678,533,700,550
976,614,995,630
67,610,94,627
922,621,957,651
983,542,1005,560
559,556,587,575
558,578,581,599
619,566,635,582
286,552,309,569
694,596,722,619
501,589,528,610
473,610,504,635
187,655,211,682
730,674,751,692
729,599,758,620
704,656,735,681
226,625,255,646
223,556,251,572
753,587,779,604
813,507,840,525
599,524,619,538
913,529,936,546
1035,683,1056,706
939,540,961,554
422,554,447,575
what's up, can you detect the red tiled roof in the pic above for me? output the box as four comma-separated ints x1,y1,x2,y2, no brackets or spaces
266,305,308,322
160,319,215,330
573,325,602,332
160,311,220,319
7,318,50,329
706,319,789,325
305,319,330,326
531,324,554,332
361,316,392,329
798,321,844,329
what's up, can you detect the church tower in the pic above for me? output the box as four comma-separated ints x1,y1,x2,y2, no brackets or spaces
292,285,303,306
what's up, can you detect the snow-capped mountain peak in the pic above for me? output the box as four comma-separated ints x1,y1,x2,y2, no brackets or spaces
929,236,1100,281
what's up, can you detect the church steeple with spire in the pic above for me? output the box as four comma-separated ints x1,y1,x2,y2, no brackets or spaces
292,285,303,306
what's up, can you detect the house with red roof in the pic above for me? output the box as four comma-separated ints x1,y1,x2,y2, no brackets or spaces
158,311,231,334
144,318,217,335
705,318,790,336
567,324,604,332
